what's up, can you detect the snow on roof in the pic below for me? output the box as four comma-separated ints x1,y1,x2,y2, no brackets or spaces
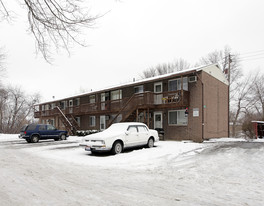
251,121,264,124
37,63,221,105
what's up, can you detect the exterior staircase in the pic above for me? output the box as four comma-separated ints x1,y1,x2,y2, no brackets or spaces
55,106,80,135
108,93,152,127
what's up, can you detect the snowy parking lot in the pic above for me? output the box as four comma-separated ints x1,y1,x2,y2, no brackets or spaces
1,134,264,206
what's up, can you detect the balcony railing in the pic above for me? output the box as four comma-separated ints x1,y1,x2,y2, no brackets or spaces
34,90,189,118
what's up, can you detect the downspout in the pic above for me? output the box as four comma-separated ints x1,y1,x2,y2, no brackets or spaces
195,72,204,142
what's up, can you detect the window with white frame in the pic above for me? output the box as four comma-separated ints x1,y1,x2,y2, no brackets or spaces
69,100,73,107
35,105,40,112
60,101,67,109
75,98,80,106
89,116,96,127
134,85,144,93
89,95,96,103
45,104,50,110
168,77,188,91
168,110,188,125
51,103,56,109
111,90,122,100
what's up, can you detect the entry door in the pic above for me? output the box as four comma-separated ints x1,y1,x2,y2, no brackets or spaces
154,82,163,104
154,112,163,129
100,115,106,130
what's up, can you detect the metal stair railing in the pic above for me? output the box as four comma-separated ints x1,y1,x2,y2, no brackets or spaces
55,106,79,135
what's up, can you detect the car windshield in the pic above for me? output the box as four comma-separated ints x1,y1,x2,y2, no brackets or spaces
105,124,129,133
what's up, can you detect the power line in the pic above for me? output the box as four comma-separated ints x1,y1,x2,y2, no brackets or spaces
239,49,264,56
238,56,264,62
238,52,264,59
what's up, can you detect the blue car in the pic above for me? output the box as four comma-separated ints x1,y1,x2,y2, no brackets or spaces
19,124,69,143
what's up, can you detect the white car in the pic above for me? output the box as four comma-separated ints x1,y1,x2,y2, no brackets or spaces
79,122,159,155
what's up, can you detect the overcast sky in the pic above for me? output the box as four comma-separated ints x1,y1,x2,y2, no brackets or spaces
1,0,264,102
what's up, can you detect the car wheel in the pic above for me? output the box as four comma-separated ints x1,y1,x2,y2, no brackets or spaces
147,138,154,148
111,141,123,155
60,134,67,141
31,135,39,143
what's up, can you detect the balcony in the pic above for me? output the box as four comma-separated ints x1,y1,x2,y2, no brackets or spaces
34,90,190,118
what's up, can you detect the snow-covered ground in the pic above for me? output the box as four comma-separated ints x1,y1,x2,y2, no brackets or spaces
1,134,264,206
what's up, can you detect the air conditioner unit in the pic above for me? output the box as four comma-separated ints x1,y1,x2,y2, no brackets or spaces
189,76,197,83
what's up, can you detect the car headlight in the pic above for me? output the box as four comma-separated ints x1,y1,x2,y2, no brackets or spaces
91,140,105,144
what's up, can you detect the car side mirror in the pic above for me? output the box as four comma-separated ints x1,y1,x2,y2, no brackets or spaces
125,131,130,135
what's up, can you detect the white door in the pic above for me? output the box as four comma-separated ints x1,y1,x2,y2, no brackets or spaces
154,82,163,104
154,112,163,129
125,125,139,146
137,125,149,144
100,115,106,130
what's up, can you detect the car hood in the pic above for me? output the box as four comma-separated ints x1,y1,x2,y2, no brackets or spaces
84,130,123,141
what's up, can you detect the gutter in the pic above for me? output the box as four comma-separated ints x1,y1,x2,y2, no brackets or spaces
195,72,204,142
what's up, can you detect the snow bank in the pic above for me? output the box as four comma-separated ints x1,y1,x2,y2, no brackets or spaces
0,133,19,142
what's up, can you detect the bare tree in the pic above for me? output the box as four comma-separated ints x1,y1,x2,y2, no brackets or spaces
141,58,190,79
230,74,254,136
141,67,156,78
0,47,5,79
0,87,8,132
196,46,243,92
0,0,99,62
0,85,40,133
250,71,264,120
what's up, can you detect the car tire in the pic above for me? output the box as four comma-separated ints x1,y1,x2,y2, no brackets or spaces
31,135,39,143
111,141,123,155
60,134,67,141
146,137,154,148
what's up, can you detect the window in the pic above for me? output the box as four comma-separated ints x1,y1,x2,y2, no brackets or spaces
27,124,37,130
51,103,56,109
168,77,188,91
35,105,40,112
127,126,137,133
168,110,188,125
138,125,148,133
154,83,162,93
41,105,45,111
60,101,67,109
38,125,46,131
89,116,96,127
49,119,55,126
47,125,56,130
111,90,122,100
111,114,122,123
89,95,96,103
75,98,80,106
46,104,51,110
134,85,144,93
75,117,81,126
183,77,188,91
69,100,73,107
